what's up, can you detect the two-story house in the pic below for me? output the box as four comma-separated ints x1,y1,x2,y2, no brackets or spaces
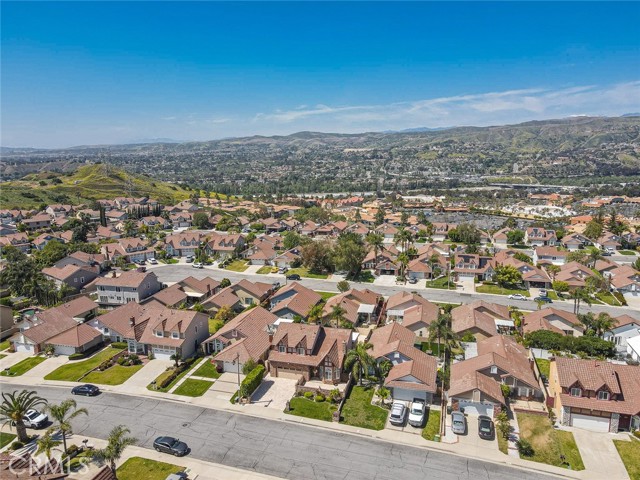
164,232,203,257
54,251,109,272
603,314,640,352
95,271,163,307
554,261,596,290
22,213,52,231
453,253,495,282
42,265,100,292
0,232,31,253
452,300,513,340
561,233,591,252
270,282,322,320
205,233,246,260
45,204,75,218
522,308,584,337
532,246,568,266
524,227,557,247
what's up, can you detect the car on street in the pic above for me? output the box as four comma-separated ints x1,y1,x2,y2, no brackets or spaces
153,436,190,456
389,402,407,426
13,409,48,429
149,258,158,265
534,296,553,304
71,384,100,396
192,262,203,269
165,473,188,480
408,399,426,427
601,250,612,256
451,411,467,435
478,415,495,440
507,293,527,300
286,274,301,281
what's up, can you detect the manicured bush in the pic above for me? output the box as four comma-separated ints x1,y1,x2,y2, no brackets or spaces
239,365,265,398
525,330,615,358
304,391,314,399
516,439,535,457
68,353,85,361
11,441,24,450
65,444,80,456
111,342,128,349
117,357,127,366
315,394,325,403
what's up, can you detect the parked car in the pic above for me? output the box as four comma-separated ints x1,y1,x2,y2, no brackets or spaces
153,436,190,457
534,296,553,304
13,409,48,429
451,411,467,435
539,289,548,296
408,399,426,427
278,267,288,274
601,250,612,257
478,415,495,440
286,274,301,281
71,384,100,396
185,256,194,263
507,293,527,300
165,473,188,480
149,258,158,265
192,262,203,269
407,277,418,284
389,402,407,426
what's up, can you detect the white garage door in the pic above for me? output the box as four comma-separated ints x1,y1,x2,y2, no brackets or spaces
223,361,240,373
571,413,610,432
152,346,176,360
14,342,34,353
392,388,427,403
458,400,494,417
54,345,77,356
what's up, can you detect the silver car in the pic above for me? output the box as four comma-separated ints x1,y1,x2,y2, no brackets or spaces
451,411,467,435
389,402,407,426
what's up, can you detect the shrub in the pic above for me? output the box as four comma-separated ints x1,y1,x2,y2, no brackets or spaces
68,353,85,361
147,351,155,360
117,357,127,366
304,391,314,399
500,384,511,398
111,342,128,349
242,359,258,375
634,430,640,440
461,332,476,343
65,444,80,456
328,388,341,403
516,439,535,457
239,364,265,398
314,394,325,402
11,441,24,450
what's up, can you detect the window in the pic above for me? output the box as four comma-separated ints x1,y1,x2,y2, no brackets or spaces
278,344,285,353
597,391,610,400
490,365,498,374
115,287,121,292
103,327,109,334
570,387,582,397
80,277,85,283
297,347,305,355
74,278,78,283
155,330,163,337
232,329,237,338
171,332,179,339
324,368,332,380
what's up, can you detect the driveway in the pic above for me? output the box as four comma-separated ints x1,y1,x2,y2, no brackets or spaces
570,428,630,480
456,415,499,456
120,359,172,394
623,292,640,310
373,275,400,287
384,401,424,436
249,374,297,410
203,372,244,401
0,351,30,370
458,277,475,293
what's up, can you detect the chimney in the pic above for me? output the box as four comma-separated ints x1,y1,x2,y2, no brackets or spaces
129,316,135,327
112,271,117,278
206,284,211,294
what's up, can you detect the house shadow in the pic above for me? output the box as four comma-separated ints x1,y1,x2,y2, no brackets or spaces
249,379,274,406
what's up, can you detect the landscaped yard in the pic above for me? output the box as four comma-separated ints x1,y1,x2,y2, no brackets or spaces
45,347,121,381
225,260,249,272
596,292,624,306
535,358,550,378
618,250,637,256
148,358,203,393
497,430,509,454
316,291,338,301
340,386,388,430
160,258,179,264
546,290,559,300
476,284,530,296
351,270,375,283
421,409,441,441
116,457,184,480
0,356,46,377
517,413,584,470
256,266,273,274
0,339,10,351
614,438,640,480
286,267,328,279
286,397,336,422
0,432,16,449
173,378,213,397
193,359,220,379
425,277,456,289
82,364,144,385
0,354,5,360
208,318,225,334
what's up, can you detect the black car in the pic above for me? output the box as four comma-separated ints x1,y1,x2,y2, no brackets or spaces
153,436,189,457
478,415,495,440
286,274,301,281
72,384,100,396
534,296,553,304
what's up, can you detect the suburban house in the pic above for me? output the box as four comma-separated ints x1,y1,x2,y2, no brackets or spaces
554,261,596,289
449,335,541,417
164,232,203,257
522,308,584,337
203,307,277,372
272,249,301,268
432,223,457,242
144,284,189,308
244,239,278,265
46,204,75,218
549,357,640,432
174,276,221,302
54,251,109,272
561,233,591,252
524,227,557,247
270,282,322,320
594,232,622,252
603,314,640,352
0,232,31,253
205,233,246,260
321,288,380,327
267,323,353,384
367,322,438,403
95,270,163,307
0,305,18,340
491,228,511,249
361,251,400,276
451,300,513,340
22,213,53,231
384,292,439,339
32,233,66,251
201,279,272,313
42,264,100,292
607,265,640,295
453,253,495,281
532,246,568,266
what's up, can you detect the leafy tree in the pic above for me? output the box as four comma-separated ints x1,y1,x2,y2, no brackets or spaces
566,250,589,265
448,223,480,245
214,305,235,323
552,281,569,293
579,312,617,338
242,359,258,375
93,425,137,477
337,280,350,292
366,232,384,264
585,246,603,267
374,207,386,226
47,399,88,453
607,208,627,236
494,264,523,288
283,231,302,250
169,353,181,368
513,252,532,264
36,429,62,460
507,229,525,245
376,387,390,406
583,220,603,240
122,220,137,238
400,211,409,226
192,212,210,229
219,278,231,289
306,304,324,325
333,233,367,278
545,264,561,280
344,342,374,386
301,240,333,274
0,389,47,443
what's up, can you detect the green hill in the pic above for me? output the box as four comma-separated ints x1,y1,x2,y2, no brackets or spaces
0,164,192,209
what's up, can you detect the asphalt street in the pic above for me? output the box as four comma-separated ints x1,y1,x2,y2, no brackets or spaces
15,385,557,480
151,264,640,320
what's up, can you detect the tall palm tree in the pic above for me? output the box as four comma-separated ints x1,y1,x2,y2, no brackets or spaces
393,228,414,253
93,425,137,477
344,342,374,386
579,312,617,338
366,232,384,266
428,253,440,280
47,399,88,453
306,304,324,325
331,304,347,328
375,358,393,387
36,428,62,461
397,252,410,281
169,353,181,368
586,247,603,268
0,389,47,443
569,287,592,315
428,312,453,358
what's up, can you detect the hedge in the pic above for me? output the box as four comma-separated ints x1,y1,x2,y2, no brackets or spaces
526,330,616,357
239,365,265,399
111,342,128,350
68,353,85,361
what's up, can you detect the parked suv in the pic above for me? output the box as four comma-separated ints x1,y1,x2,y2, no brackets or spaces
408,400,426,427
15,409,48,429
389,402,407,426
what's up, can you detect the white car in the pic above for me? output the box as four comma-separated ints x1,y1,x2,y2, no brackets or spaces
389,402,407,426
20,409,48,429
192,262,203,269
149,258,158,265
508,293,527,300
408,400,426,427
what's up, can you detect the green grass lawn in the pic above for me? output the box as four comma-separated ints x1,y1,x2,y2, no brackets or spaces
208,318,225,334
618,250,637,256
0,339,10,351
476,284,530,297
0,432,16,449
425,277,456,289
225,260,249,272
517,413,584,470
546,291,559,300
614,439,640,480
421,409,441,441
497,431,509,454
535,358,550,378
286,397,337,422
0,356,46,377
116,457,184,480
148,358,202,393
316,291,338,301
420,341,444,355
173,378,213,397
160,258,179,264
82,364,144,385
340,386,388,430
256,266,273,274
0,354,6,360
350,270,375,283
45,347,121,381
287,267,328,279
193,359,221,379
596,292,623,306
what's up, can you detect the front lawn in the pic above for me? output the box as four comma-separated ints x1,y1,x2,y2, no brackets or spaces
425,277,456,289
596,292,623,306
45,347,121,381
116,457,184,480
421,409,441,441
546,291,559,300
256,266,273,274
340,386,388,431
0,432,16,449
286,397,336,422
0,354,5,360
614,439,640,480
0,339,10,351
350,270,375,283
618,250,637,256
160,258,179,264
476,284,530,297
208,318,225,334
193,359,220,379
287,267,328,279
225,260,249,272
173,378,213,397
0,356,46,377
517,413,584,470
535,358,550,378
82,364,144,385
316,291,338,301
148,358,202,393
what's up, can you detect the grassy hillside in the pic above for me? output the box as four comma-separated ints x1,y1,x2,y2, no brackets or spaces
0,164,192,209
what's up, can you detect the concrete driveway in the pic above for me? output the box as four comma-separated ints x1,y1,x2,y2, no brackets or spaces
385,402,424,436
456,415,499,455
203,372,244,401
249,374,297,410
0,351,30,370
570,428,630,480
623,292,640,310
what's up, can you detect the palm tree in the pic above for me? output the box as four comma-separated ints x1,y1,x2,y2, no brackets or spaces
428,253,440,280
331,304,347,328
586,247,603,268
306,304,324,325
375,387,390,406
36,428,62,461
93,425,137,477
393,228,413,253
579,312,617,338
366,232,384,266
0,389,47,443
375,358,393,387
397,252,410,281
344,342,374,386
169,353,181,368
428,312,452,358
47,399,88,453
569,287,592,315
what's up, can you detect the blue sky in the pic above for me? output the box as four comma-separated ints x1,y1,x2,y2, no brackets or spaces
2,1,639,148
